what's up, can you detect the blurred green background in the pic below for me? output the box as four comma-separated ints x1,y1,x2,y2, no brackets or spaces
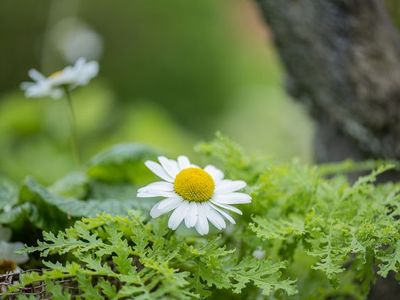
1,0,399,184
1,0,318,183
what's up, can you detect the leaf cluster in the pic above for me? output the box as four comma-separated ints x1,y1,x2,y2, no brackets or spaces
198,134,400,299
0,144,158,233
3,135,400,299
8,212,295,299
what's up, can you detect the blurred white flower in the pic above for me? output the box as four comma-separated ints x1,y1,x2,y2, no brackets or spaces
0,242,28,265
50,57,99,88
20,69,63,99
51,18,103,63
21,58,99,100
252,247,265,260
137,155,251,235
0,226,28,273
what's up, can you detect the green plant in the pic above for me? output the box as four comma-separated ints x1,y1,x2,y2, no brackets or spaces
0,143,158,234
4,134,400,299
8,212,294,299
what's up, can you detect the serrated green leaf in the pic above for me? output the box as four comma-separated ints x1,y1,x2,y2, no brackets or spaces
251,215,305,241
229,257,297,296
377,240,400,278
45,280,70,300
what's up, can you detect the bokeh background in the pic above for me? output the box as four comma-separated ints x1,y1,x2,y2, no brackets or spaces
0,0,398,184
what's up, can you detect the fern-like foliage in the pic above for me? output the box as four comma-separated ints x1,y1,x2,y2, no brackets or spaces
3,135,400,299
198,134,400,299
8,212,295,299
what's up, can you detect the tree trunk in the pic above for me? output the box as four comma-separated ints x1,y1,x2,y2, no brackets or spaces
255,0,400,298
256,0,400,163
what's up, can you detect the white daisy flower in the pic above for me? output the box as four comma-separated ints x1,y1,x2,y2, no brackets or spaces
20,69,63,99
137,156,251,235
0,241,29,274
0,225,29,273
21,57,99,100
0,241,28,264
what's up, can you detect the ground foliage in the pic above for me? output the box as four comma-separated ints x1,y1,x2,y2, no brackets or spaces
2,134,400,299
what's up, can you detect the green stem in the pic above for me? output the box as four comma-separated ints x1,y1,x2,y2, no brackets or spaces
64,88,81,165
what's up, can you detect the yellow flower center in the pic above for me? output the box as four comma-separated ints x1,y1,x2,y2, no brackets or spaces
174,167,215,202
0,260,17,273
49,70,63,78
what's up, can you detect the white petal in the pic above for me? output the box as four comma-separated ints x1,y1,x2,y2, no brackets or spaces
138,181,173,193
145,161,174,182
137,191,176,198
208,203,236,224
150,197,182,218
137,192,158,198
28,69,45,82
195,203,209,235
184,202,198,228
205,203,226,230
210,200,243,215
213,193,251,204
79,61,99,84
75,57,86,67
215,180,246,194
157,196,182,210
204,165,224,182
168,202,190,230
20,82,34,90
158,156,179,178
177,155,191,170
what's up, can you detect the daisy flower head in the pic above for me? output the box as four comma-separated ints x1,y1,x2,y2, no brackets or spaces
137,156,251,235
20,69,63,99
0,241,29,273
21,57,99,100
0,226,29,273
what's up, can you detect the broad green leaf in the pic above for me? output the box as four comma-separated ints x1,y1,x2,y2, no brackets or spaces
0,177,18,210
20,177,152,228
49,172,89,199
86,143,158,184
19,177,71,231
0,203,32,229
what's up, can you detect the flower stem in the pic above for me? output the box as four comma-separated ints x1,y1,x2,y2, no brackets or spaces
64,88,80,165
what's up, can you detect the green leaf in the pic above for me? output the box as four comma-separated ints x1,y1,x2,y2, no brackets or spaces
229,257,297,296
18,213,294,299
0,203,31,228
87,180,157,211
19,177,71,231
377,240,400,278
251,215,305,241
49,172,89,199
87,143,158,184
45,280,70,300
0,177,18,210
96,278,118,299
76,272,103,299
18,178,152,231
